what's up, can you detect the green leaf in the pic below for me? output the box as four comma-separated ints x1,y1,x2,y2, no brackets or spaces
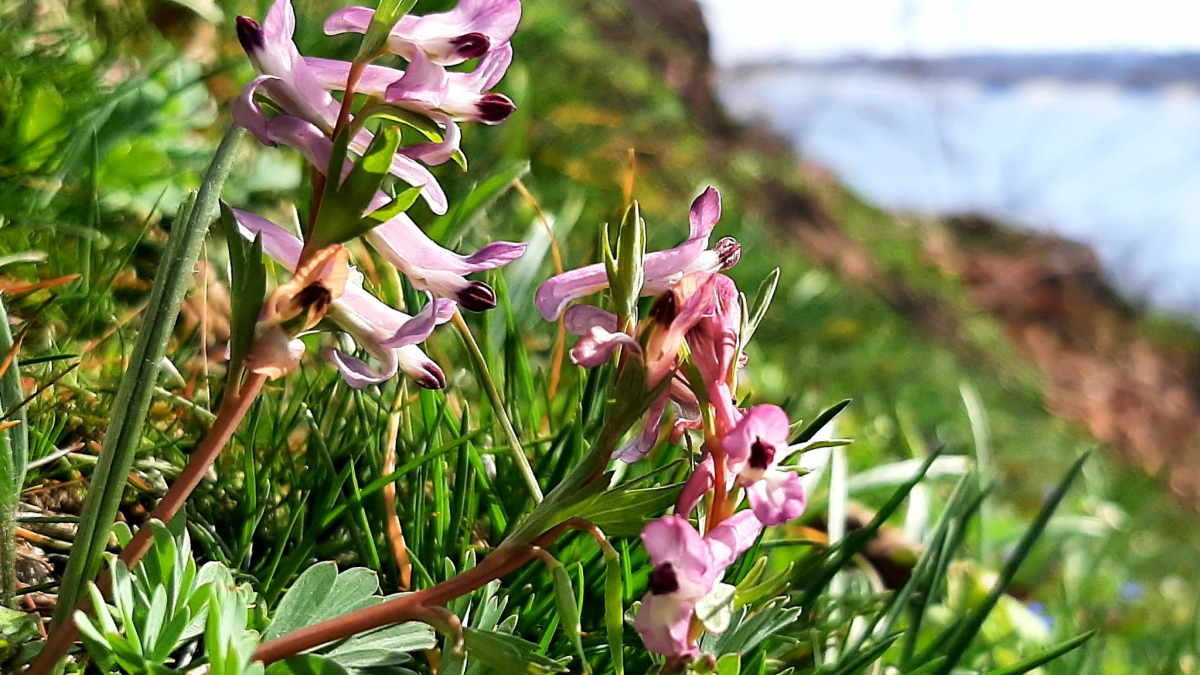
710,599,802,657
792,399,850,444
575,482,684,537
267,654,352,675
462,627,570,674
982,631,1096,675
356,0,419,60
546,558,588,672
311,126,403,250
717,653,742,675
357,104,445,142
223,203,267,381
16,84,66,170
602,545,624,675
740,267,780,347
264,563,340,641
327,622,436,667
0,605,39,662
367,186,424,224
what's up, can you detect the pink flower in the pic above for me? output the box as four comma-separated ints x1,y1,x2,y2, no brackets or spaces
724,405,807,526
233,209,452,389
302,45,516,166
323,0,522,66
636,513,762,658
534,187,740,322
234,0,449,213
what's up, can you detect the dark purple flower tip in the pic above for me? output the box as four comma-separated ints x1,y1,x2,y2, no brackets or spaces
415,363,448,390
476,94,516,124
458,281,497,312
451,32,491,60
749,439,775,470
648,562,680,595
714,237,742,270
236,16,265,53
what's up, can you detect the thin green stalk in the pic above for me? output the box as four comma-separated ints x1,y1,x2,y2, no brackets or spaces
452,311,543,503
0,294,25,607
48,126,244,632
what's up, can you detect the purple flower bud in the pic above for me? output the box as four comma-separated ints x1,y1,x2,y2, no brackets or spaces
476,93,516,124
457,281,497,312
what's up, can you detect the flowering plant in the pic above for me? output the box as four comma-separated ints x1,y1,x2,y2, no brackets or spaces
15,1,1092,674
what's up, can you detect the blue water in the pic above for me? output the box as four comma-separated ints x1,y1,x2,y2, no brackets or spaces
717,66,1200,315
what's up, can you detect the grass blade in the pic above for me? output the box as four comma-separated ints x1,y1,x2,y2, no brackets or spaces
927,452,1090,675
48,126,244,631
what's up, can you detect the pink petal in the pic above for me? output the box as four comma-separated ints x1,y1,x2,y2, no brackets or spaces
689,186,721,237
303,57,403,96
705,510,764,573
324,0,521,66
232,76,278,146
641,516,712,584
634,593,698,659
746,470,808,527
723,404,790,468
562,305,618,335
675,455,714,517
569,326,640,368
367,213,525,276
231,209,302,269
534,188,724,321
326,347,397,390
381,295,455,348
614,391,668,463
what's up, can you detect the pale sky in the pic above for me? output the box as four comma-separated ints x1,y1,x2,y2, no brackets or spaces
697,0,1200,64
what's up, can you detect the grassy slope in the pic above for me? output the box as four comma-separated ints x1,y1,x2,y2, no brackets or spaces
2,0,1199,671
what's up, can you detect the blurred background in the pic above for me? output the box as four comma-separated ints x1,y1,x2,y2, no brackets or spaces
6,0,1200,671
702,0,1200,313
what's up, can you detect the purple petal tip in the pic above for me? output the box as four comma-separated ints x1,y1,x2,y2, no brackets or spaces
236,16,264,53
452,32,491,60
457,281,497,312
477,94,515,124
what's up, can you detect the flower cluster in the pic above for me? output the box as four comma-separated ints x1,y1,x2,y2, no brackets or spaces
536,187,810,660
230,0,524,389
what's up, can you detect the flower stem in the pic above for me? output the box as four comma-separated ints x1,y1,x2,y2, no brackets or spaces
253,519,587,664
451,311,543,503
27,372,267,675
383,383,413,590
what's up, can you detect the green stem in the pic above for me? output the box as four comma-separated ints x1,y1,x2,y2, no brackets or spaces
452,311,543,503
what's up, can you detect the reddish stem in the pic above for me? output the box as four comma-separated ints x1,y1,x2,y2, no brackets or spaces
27,373,268,675
253,520,585,665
